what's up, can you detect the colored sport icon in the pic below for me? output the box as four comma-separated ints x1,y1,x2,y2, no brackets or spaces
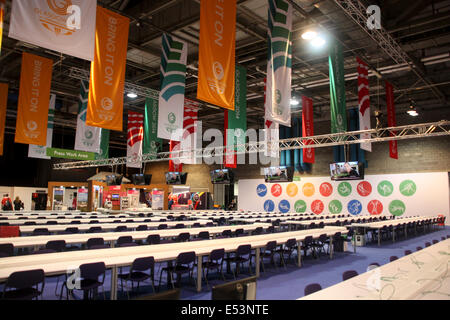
399,180,416,196
338,182,352,197
377,180,393,197
389,200,406,216
347,200,362,215
294,200,307,213
271,184,282,197
264,200,275,212
256,184,267,197
278,200,291,213
328,200,342,214
357,181,372,197
286,183,298,197
319,182,333,197
302,183,315,197
311,200,324,215
367,200,383,215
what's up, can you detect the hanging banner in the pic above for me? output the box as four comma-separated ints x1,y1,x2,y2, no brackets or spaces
302,96,315,163
157,33,187,141
95,129,109,160
263,77,279,159
225,65,247,168
357,57,371,152
386,81,398,159
264,0,292,127
46,147,95,160
0,83,7,156
15,52,53,146
169,140,182,172
8,0,97,61
180,99,200,165
86,6,129,132
75,80,101,153
127,112,144,168
28,94,55,159
197,0,236,110
329,39,347,134
143,97,161,159
0,0,5,55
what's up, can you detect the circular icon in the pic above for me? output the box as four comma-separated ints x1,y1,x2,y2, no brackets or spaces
286,183,298,197
328,200,342,214
302,183,315,197
389,200,406,216
347,200,362,216
212,61,224,80
338,182,352,197
399,180,416,196
367,200,383,215
294,200,307,213
47,0,71,15
193,193,200,201
311,200,324,215
150,141,157,149
275,89,282,104
357,181,372,197
256,184,267,197
319,182,333,197
377,180,393,197
168,112,176,124
101,97,114,111
263,200,275,212
85,130,93,139
271,184,282,197
26,120,38,131
337,114,343,126
278,200,291,213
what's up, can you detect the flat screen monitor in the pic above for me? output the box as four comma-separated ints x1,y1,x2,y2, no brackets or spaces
106,175,117,186
210,169,234,184
330,162,364,181
111,194,120,200
165,172,188,185
263,166,294,183
131,174,147,185
212,276,257,300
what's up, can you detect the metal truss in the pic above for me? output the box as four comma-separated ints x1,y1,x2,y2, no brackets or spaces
53,120,450,170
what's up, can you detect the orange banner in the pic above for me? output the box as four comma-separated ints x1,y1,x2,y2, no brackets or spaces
0,0,4,54
86,6,130,132
197,0,236,110
0,83,7,155
15,52,53,146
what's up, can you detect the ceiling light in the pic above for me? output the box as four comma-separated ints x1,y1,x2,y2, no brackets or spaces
311,36,326,47
407,102,419,117
127,92,138,98
301,31,317,40
290,98,300,106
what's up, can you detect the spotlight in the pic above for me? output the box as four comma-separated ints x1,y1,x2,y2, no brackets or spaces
301,31,317,40
311,36,326,48
290,98,299,106
127,92,138,98
407,101,419,117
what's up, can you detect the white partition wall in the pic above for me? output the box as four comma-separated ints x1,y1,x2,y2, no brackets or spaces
238,172,449,224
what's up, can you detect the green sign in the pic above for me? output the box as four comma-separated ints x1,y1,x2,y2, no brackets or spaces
143,97,162,159
328,200,343,214
329,38,347,134
338,182,352,197
389,200,406,216
294,200,307,213
95,129,109,160
293,176,301,182
378,180,394,197
47,148,95,160
399,180,416,196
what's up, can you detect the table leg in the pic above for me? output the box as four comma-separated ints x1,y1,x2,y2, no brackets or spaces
393,228,395,243
297,241,302,267
329,236,333,260
255,248,260,278
110,266,118,300
378,228,381,247
196,255,202,293
353,231,356,253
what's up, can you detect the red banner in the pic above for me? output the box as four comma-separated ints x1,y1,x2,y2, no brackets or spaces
224,110,236,168
385,81,398,159
302,96,315,163
169,140,182,172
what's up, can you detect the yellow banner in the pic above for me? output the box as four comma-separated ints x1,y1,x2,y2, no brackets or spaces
15,52,53,146
86,6,130,132
197,0,236,110
0,83,7,155
0,0,4,54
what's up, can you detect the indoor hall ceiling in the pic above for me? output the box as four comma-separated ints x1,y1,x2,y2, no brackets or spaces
0,0,450,152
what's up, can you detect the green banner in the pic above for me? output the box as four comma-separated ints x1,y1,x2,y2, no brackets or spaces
95,129,109,160
46,148,96,160
143,97,162,159
227,65,247,152
329,39,347,133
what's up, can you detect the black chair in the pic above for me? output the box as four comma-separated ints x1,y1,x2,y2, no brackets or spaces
24,221,36,225
251,227,263,235
119,257,155,299
217,229,232,239
432,239,439,245
174,224,185,229
159,251,196,289
202,248,226,286
46,221,57,225
197,231,210,240
70,220,81,224
33,228,50,236
404,250,412,256
46,240,66,252
87,238,108,250
63,262,106,300
89,220,99,224
368,262,380,268
234,228,245,237
0,243,14,257
147,234,161,245
1,269,45,300
192,223,201,228
257,240,278,273
174,232,190,243
266,226,275,234
311,234,328,258
64,227,79,234
389,256,398,262
304,283,322,296
342,270,358,281
115,226,128,232
136,225,148,231
117,236,134,247
425,242,431,247
416,246,423,251
224,244,252,279
276,238,298,267
158,224,168,230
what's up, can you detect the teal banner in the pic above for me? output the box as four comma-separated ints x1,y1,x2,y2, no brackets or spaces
329,39,347,133
143,97,161,159
227,65,247,151
95,129,109,160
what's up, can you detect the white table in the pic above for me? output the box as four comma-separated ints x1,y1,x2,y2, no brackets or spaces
2,217,174,225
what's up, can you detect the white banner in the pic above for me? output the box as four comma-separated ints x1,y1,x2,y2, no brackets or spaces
181,101,199,164
127,112,144,168
357,57,372,151
264,1,292,127
28,94,55,159
157,33,187,141
8,0,97,61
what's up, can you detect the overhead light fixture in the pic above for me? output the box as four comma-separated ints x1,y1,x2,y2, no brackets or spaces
407,104,419,117
290,98,300,106
127,92,138,98
311,36,326,48
301,31,317,40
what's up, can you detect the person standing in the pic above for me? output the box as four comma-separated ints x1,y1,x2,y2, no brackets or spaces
1,194,13,211
13,196,24,211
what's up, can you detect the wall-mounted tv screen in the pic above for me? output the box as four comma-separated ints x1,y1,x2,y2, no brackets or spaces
330,162,364,180
111,194,120,200
131,174,152,185
165,172,188,185
210,169,234,184
263,166,294,183
106,174,124,186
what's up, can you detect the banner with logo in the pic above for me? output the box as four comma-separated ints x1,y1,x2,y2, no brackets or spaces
263,77,279,159
126,112,144,168
15,52,53,146
264,0,292,127
180,99,200,164
0,0,5,55
28,94,55,159
143,97,161,159
301,96,314,163
197,0,236,110
225,65,247,168
0,83,7,156
329,39,347,134
169,140,182,172
357,57,371,152
157,33,187,141
86,7,129,132
74,80,102,153
47,147,95,160
386,81,398,159
95,129,109,160
8,0,97,61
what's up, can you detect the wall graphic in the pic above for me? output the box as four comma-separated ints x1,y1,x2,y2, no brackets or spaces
238,172,449,223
